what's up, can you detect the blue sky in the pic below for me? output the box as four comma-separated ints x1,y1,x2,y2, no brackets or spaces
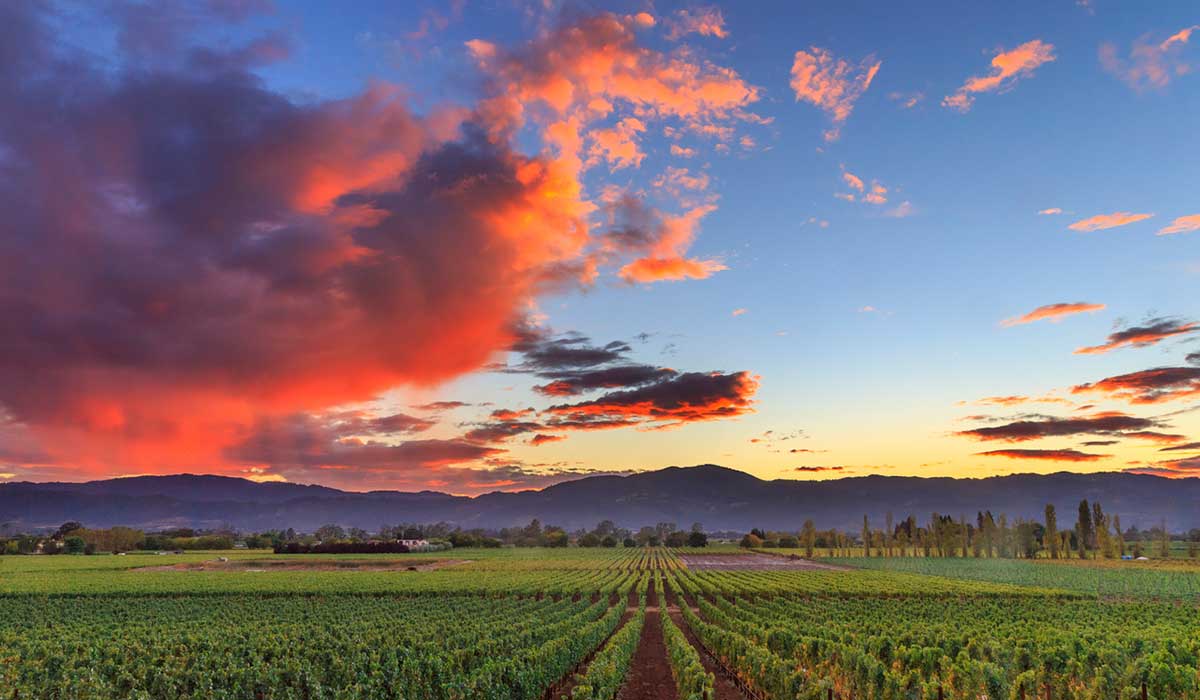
0,0,1197,491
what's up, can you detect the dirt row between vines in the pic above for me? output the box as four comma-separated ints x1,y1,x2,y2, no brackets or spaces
615,580,677,700
547,577,752,700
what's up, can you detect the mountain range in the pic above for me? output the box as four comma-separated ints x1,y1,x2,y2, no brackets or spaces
2,465,1198,533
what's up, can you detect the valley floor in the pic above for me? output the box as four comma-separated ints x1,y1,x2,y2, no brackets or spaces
1,547,1198,699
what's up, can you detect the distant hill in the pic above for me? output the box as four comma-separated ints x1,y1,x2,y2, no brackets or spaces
2,465,1197,533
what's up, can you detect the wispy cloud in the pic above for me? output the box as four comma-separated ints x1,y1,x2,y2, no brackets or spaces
1000,302,1105,327
943,39,1056,112
1101,25,1199,90
888,91,924,108
1074,318,1198,355
977,448,1107,462
957,412,1163,442
790,47,881,141
1038,207,1063,215
1158,214,1200,236
1068,212,1154,232
1072,366,1200,404
665,6,728,41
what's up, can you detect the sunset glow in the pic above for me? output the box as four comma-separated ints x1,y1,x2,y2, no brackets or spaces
0,0,1197,493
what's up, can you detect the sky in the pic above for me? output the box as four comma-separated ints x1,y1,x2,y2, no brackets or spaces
0,0,1197,494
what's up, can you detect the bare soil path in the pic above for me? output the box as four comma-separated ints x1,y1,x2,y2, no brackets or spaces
617,580,678,700
137,558,468,572
680,553,847,571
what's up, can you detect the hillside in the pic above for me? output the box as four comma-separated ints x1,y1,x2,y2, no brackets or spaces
2,466,1197,532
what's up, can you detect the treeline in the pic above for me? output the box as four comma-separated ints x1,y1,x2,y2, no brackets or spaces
0,523,245,555
297,519,708,549
274,541,415,554
743,500,1200,560
0,518,712,554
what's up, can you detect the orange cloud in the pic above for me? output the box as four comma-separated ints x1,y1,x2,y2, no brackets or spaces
731,308,747,317
666,7,728,41
1068,212,1154,231
655,166,711,194
790,47,881,141
1038,207,1063,215
469,12,759,284
888,91,923,108
1072,366,1200,404
977,449,1107,462
619,255,727,283
610,203,726,283
1000,302,1105,327
1124,457,1200,479
972,395,1074,407
1074,318,1198,355
1122,431,1186,445
835,168,888,205
587,117,648,170
943,39,1056,112
1158,214,1200,236
1100,25,1199,90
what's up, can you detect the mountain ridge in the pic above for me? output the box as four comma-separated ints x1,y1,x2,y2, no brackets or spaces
2,465,1197,532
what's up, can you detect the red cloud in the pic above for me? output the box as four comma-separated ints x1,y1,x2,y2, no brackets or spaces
490,408,535,422
1000,302,1105,327
1068,212,1154,232
223,412,507,489
957,413,1162,442
1121,431,1186,444
1074,319,1198,355
5,5,770,482
943,40,1055,112
790,47,881,141
529,434,566,446
545,371,758,429
977,449,1107,462
1072,367,1200,404
1124,457,1200,479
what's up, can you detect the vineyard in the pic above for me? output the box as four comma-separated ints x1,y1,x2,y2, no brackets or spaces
829,555,1200,599
1,548,1198,698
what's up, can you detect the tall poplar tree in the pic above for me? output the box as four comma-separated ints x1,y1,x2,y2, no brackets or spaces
1076,499,1093,559
1044,504,1058,560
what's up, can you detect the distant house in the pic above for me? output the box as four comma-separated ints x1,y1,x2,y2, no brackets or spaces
399,539,428,549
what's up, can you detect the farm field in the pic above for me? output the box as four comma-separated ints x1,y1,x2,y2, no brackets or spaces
1,548,1198,699
828,555,1200,599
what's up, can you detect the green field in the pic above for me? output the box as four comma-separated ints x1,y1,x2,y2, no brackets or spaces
1,548,1198,699
827,555,1200,599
